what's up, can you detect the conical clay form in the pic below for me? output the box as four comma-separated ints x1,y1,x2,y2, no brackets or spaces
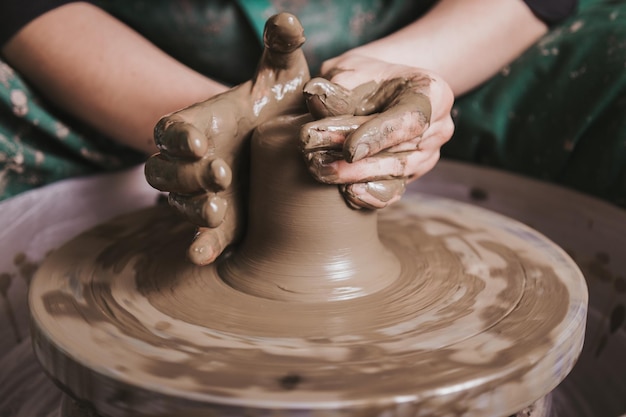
219,114,401,302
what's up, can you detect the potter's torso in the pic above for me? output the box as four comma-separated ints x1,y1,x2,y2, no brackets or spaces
93,0,435,83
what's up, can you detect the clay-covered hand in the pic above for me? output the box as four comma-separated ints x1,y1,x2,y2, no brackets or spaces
300,54,454,209
145,13,309,265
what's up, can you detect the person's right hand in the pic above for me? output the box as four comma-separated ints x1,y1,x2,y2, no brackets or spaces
300,54,454,210
144,12,310,265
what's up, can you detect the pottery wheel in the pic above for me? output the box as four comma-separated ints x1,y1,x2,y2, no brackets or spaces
29,115,587,417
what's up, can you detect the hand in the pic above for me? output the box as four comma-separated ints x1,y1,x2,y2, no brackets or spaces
144,13,310,265
300,54,454,209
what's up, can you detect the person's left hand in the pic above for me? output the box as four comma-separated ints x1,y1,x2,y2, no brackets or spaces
145,12,309,266
300,54,454,209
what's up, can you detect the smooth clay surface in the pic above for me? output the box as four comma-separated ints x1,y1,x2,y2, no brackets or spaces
29,115,587,417
218,114,401,302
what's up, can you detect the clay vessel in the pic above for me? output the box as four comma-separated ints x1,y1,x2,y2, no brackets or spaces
219,114,400,302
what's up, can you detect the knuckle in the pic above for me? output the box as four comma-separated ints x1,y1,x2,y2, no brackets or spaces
169,193,209,227
392,154,410,177
441,116,455,140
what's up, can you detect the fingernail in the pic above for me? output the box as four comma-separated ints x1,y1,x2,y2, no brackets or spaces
318,162,338,182
303,129,324,150
351,143,369,162
365,181,395,203
305,96,330,119
340,184,367,210
308,152,340,182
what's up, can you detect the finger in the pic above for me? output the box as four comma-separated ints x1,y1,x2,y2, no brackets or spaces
154,116,211,159
145,154,201,193
382,136,425,153
303,150,344,183
145,154,232,194
263,13,306,53
354,77,407,116
305,77,394,120
309,148,440,184
188,225,236,266
340,178,406,210
300,115,372,152
207,158,233,190
303,77,355,118
345,93,431,162
168,192,228,228
383,115,455,154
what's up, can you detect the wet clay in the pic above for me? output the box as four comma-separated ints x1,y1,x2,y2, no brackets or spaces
218,114,401,301
145,12,311,262
28,12,587,417
29,114,587,417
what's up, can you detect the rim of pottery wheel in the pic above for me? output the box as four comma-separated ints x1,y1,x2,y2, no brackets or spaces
29,193,587,417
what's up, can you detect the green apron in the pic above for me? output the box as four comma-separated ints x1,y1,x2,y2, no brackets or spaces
0,0,624,206
446,0,626,206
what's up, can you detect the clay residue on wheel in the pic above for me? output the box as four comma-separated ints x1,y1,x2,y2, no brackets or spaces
29,110,586,417
31,194,584,417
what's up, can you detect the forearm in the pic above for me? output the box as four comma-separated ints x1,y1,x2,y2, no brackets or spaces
344,0,548,96
1,2,227,155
